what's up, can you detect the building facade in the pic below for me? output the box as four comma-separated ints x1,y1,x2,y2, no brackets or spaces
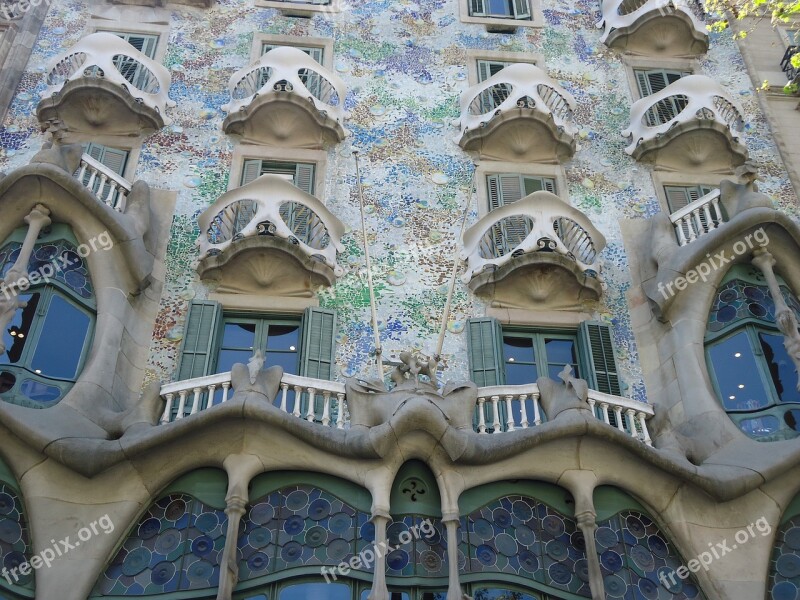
0,0,799,598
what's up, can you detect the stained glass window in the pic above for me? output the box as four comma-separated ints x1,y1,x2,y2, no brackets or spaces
0,240,94,300
769,515,800,599
706,266,800,441
595,510,705,599
460,495,591,598
0,483,33,594
93,494,226,595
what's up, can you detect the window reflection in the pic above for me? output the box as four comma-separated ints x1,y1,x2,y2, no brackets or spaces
30,295,91,379
3,293,36,363
707,332,769,411
759,333,800,404
278,582,350,600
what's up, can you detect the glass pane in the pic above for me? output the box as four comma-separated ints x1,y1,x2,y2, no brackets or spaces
759,332,800,404
20,379,61,404
503,336,535,364
486,0,513,15
360,592,410,600
522,178,546,195
472,589,541,600
30,295,90,379
279,582,350,600
2,293,36,364
264,350,298,374
266,324,300,351
222,322,256,349
738,415,780,438
708,332,771,411
420,593,447,600
544,338,579,380
217,349,253,373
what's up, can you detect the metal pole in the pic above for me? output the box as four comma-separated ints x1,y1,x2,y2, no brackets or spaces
435,164,476,359
353,151,384,381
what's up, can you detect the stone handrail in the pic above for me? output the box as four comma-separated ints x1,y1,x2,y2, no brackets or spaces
222,46,347,125
623,75,744,155
75,153,132,212
43,32,175,124
669,188,723,246
597,0,706,44
458,63,577,137
197,174,345,276
460,191,606,283
159,372,652,444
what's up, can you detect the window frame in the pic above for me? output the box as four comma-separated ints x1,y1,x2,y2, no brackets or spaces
501,327,582,385
459,0,542,29
230,144,328,197
213,313,302,376
466,50,542,86
651,172,728,215
254,0,342,16
474,160,568,218
240,158,317,195
250,33,334,69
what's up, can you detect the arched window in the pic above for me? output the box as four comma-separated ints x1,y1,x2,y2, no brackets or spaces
594,486,706,599
0,224,95,408
705,265,800,441
91,469,227,598
0,458,34,600
768,493,800,599
459,480,590,599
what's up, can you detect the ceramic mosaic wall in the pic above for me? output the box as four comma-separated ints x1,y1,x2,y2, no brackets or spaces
1,0,798,403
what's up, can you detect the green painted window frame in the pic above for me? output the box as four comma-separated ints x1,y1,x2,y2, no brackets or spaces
501,328,581,383
215,313,302,375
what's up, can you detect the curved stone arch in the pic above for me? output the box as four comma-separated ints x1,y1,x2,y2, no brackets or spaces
593,485,707,600
235,470,374,595
458,479,591,599
89,468,228,598
767,492,800,600
0,456,35,599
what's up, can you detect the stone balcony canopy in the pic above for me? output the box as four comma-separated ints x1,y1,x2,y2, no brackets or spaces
37,32,175,135
623,74,748,171
457,63,577,163
222,46,348,148
197,174,345,296
460,191,605,310
597,0,708,56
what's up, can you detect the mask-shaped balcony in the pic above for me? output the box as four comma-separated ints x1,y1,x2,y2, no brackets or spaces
457,64,577,163
597,0,709,56
197,174,345,297
460,191,606,310
37,32,175,136
222,47,348,148
623,75,748,171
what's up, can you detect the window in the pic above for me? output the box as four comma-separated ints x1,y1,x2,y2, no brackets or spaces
470,0,531,20
97,31,159,59
216,316,301,375
467,318,621,429
663,184,715,214
0,226,95,408
634,68,691,126
241,159,315,194
705,265,800,441
477,59,516,82
259,43,326,96
262,42,324,64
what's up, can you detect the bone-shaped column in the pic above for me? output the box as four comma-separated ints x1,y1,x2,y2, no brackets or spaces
367,512,390,600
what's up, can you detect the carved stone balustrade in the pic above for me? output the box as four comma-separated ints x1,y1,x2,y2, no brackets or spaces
75,153,132,212
623,74,748,171
460,191,605,309
222,46,348,147
37,32,175,135
597,0,708,55
456,63,577,162
197,174,345,296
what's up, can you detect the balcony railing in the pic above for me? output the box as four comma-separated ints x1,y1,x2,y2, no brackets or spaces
158,373,653,444
74,153,131,212
222,46,346,125
669,188,724,246
458,63,577,139
197,174,345,276
460,192,605,284
42,32,175,124
781,45,800,82
597,0,707,45
623,75,745,156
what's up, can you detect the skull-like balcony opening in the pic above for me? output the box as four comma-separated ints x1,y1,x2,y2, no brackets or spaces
36,32,175,136
457,64,577,163
222,46,348,148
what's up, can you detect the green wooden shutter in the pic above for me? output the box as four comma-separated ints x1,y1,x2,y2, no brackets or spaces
175,300,223,381
294,163,315,195
513,0,530,19
470,0,486,16
109,32,159,59
300,307,336,380
241,159,263,186
467,317,505,387
578,320,621,396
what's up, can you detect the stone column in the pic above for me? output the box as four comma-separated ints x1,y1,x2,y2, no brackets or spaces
576,510,605,600
443,514,463,600
752,248,800,391
368,512,390,600
216,454,263,600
